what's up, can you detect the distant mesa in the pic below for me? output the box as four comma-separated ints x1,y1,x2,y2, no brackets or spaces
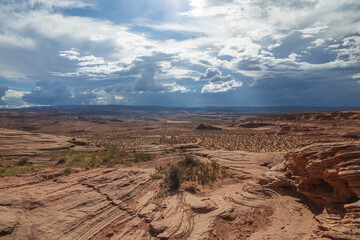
195,123,221,130
278,111,360,121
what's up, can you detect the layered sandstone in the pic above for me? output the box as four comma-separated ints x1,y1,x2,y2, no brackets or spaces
284,142,360,239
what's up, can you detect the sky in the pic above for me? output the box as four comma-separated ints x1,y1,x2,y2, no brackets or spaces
0,0,360,108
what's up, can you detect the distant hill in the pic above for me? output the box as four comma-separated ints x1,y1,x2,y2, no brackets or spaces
0,105,359,116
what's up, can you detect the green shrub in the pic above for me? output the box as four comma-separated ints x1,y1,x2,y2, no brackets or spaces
17,156,30,166
88,155,101,168
183,154,198,167
165,165,182,190
64,167,72,175
156,192,166,198
151,172,164,179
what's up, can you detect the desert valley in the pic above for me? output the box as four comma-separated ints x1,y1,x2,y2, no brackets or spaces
0,107,359,240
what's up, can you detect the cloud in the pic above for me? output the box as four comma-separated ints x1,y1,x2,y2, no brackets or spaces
21,80,113,105
235,58,263,71
26,0,94,10
201,80,242,93
0,86,9,105
59,49,106,66
1,0,360,107
1,89,31,108
133,63,171,93
22,80,72,105
199,68,242,93
199,68,234,82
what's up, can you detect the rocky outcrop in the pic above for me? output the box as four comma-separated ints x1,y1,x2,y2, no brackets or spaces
0,128,99,156
0,168,155,240
0,128,73,156
284,141,360,239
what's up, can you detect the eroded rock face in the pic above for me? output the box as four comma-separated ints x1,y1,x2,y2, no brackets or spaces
284,142,360,207
284,141,360,239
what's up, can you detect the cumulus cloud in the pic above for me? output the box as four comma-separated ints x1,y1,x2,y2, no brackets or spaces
199,68,234,82
201,80,242,93
59,49,106,66
199,68,242,93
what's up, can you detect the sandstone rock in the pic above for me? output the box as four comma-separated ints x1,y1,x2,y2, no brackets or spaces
283,141,360,239
138,203,156,219
0,207,18,236
157,230,170,239
150,221,165,234
185,194,217,214
284,141,360,207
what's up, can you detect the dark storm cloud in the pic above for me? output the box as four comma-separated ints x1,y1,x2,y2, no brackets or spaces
133,63,171,92
110,52,175,93
22,80,72,105
0,86,9,105
22,80,98,105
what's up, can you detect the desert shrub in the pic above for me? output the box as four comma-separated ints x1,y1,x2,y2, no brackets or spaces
183,154,198,167
124,161,132,167
88,155,101,168
178,156,228,185
106,143,119,151
158,181,167,189
64,167,72,175
156,192,166,198
0,164,44,177
195,161,228,184
151,172,164,179
17,156,30,166
40,147,151,170
184,184,197,193
56,158,66,165
70,154,86,167
160,156,229,190
165,165,182,190
134,153,152,163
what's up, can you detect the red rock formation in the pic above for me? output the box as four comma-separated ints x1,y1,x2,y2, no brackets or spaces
284,141,360,239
